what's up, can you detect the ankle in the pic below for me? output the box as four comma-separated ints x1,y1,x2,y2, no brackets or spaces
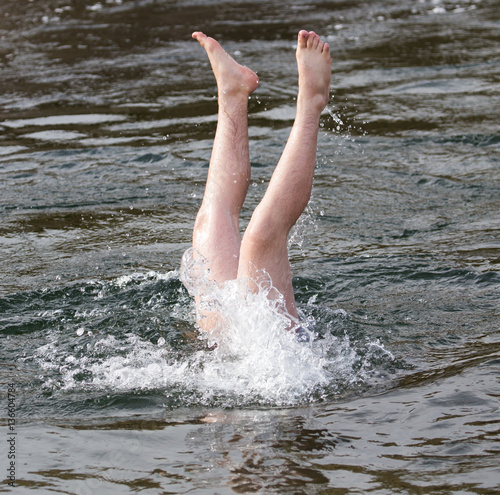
297,92,327,114
296,97,323,122
218,87,251,100
218,92,249,113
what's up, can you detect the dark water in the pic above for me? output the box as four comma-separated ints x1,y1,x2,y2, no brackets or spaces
1,0,500,493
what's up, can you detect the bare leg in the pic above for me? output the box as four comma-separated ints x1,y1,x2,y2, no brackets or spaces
190,32,259,330
191,32,259,281
238,30,331,321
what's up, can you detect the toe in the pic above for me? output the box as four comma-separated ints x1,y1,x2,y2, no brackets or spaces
298,30,308,48
192,31,207,43
312,34,320,50
307,31,316,48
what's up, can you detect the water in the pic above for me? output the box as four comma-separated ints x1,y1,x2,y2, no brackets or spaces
1,0,499,493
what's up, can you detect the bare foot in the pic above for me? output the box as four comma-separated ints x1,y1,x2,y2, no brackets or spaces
192,31,259,98
296,30,331,113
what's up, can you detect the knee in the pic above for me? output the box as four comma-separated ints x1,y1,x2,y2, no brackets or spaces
192,208,210,245
242,208,287,253
193,205,239,241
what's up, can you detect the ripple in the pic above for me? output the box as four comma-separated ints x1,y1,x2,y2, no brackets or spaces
379,78,488,95
21,130,87,141
3,114,128,129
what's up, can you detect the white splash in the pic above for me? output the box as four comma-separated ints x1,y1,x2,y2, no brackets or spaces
31,265,395,407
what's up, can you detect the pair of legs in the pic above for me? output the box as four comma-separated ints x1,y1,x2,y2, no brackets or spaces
190,30,331,331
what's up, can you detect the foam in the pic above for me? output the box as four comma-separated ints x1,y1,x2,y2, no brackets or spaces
30,265,395,407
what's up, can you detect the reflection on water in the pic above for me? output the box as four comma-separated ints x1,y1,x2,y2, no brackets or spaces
18,373,500,494
1,0,499,493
